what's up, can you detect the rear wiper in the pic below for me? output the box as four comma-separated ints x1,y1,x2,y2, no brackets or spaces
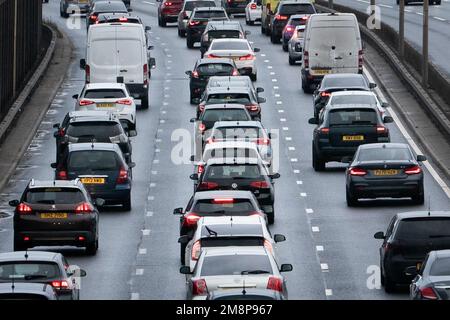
35,200,55,205
24,275,49,280
205,226,218,237
241,270,271,275
208,210,226,214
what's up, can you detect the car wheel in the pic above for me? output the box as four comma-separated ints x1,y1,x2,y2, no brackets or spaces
302,77,311,93
384,276,396,293
141,95,149,109
282,43,288,52
245,17,249,25
159,16,167,27
62,10,69,18
263,205,275,225
346,188,358,207
187,37,194,49
85,240,98,256
270,32,277,43
412,192,424,205
261,24,265,34
250,73,257,81
178,29,185,37
13,239,27,251
289,56,295,65
123,197,132,211
180,242,187,265
312,145,326,171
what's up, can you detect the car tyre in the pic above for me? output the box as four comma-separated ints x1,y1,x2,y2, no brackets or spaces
263,205,275,225
282,43,288,52
289,56,295,65
302,77,312,93
141,95,149,109
86,240,98,256
270,32,278,43
187,37,195,49
312,145,326,171
384,276,396,293
250,73,257,81
346,189,358,207
180,242,187,265
123,197,132,211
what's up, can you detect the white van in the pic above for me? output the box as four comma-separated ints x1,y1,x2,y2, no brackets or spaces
301,13,362,93
81,22,151,108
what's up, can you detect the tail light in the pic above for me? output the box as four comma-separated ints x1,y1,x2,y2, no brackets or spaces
143,64,148,86
51,280,69,290
232,69,239,76
183,213,201,227
85,65,90,83
349,167,367,176
212,198,234,204
320,92,331,98
90,15,97,22
197,165,204,174
420,287,438,300
246,104,260,112
192,279,208,295
198,123,206,132
267,277,283,292
57,128,65,137
319,127,330,134
205,137,215,144
301,16,309,21
191,240,201,261
405,166,422,175
239,54,254,61
250,181,269,188
358,50,364,71
264,239,273,254
79,99,95,106
254,138,270,145
118,17,128,22
57,170,68,180
192,70,199,78
24,236,30,241
275,14,288,20
376,125,387,134
207,54,220,58
199,104,206,112
303,51,309,68
116,99,133,105
198,181,219,190
189,20,200,26
75,202,93,214
284,25,294,33
18,203,32,214
384,242,398,253
250,3,257,9
117,167,129,184
227,0,232,3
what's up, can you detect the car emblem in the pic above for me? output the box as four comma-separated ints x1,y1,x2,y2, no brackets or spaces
231,183,238,189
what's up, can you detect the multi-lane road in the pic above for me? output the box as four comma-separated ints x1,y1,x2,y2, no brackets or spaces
0,0,449,299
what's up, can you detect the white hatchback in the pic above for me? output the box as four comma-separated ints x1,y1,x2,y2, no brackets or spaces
245,0,262,25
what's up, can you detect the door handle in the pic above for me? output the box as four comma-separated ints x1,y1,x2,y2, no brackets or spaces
335,56,343,60
120,69,128,72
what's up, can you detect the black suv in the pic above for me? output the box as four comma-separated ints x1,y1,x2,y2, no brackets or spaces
190,158,279,224
221,0,250,15
374,211,450,293
86,0,130,30
200,20,248,57
52,143,135,210
53,111,133,165
186,7,229,48
9,179,101,255
308,104,393,171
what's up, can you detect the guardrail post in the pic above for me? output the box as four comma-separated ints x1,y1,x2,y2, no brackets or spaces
422,0,429,87
399,0,405,59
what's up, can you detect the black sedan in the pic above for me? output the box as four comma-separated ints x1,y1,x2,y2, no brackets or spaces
345,143,426,206
409,250,450,300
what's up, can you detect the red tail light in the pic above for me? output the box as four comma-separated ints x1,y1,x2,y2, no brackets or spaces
254,138,270,145
250,3,257,9
232,69,239,76
192,279,208,295
199,104,206,112
284,25,294,33
250,181,269,188
303,51,309,68
405,166,422,175
197,165,204,174
207,54,220,58
301,16,309,21
79,99,95,106
320,92,331,98
58,170,68,180
349,167,367,176
420,287,438,300
51,280,69,290
212,198,234,204
239,54,254,61
264,239,273,254
85,65,90,83
116,99,133,105
275,14,288,20
192,70,199,78
57,128,65,136
320,127,330,134
189,20,200,26
119,17,128,22
75,202,93,214
246,104,260,112
143,64,148,86
117,167,129,184
183,213,201,227
198,181,219,190
90,15,97,21
376,125,387,134
198,123,206,132
164,2,173,6
24,236,30,241
267,277,283,292
18,203,32,214
358,49,364,71
191,240,201,261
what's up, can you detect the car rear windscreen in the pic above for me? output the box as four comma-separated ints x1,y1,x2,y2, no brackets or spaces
208,30,240,40
396,218,450,240
25,188,85,205
202,237,264,247
201,254,272,276
430,257,450,276
328,109,378,126
202,109,249,122
84,89,126,99
67,122,123,139
330,95,377,106
205,164,262,179
211,41,249,51
207,93,251,104
0,262,60,281
322,76,366,88
198,64,234,76
68,150,119,171
185,1,216,11
195,11,227,19
280,4,316,15
206,148,259,160
215,127,263,139
357,148,412,162
193,199,256,213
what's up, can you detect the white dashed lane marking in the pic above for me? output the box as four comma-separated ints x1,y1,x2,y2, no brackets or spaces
312,226,320,232
139,248,147,255
142,229,151,236
136,269,144,276
320,264,329,271
306,208,313,213
325,289,333,296
316,245,324,252
300,192,307,197
293,169,300,174
131,293,140,300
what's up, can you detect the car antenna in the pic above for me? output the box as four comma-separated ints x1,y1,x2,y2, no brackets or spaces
24,249,29,260
241,279,246,296
428,196,431,216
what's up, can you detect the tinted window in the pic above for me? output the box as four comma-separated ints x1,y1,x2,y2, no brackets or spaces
357,148,412,162
185,1,216,10
207,93,251,104
205,164,262,179
211,41,249,51
322,76,366,88
197,64,234,76
279,4,316,15
329,95,377,106
202,237,264,247
193,199,256,213
396,218,450,240
25,188,85,204
202,109,249,122
195,11,227,19
328,109,378,126
83,89,126,99
67,122,123,139
215,127,263,139
0,262,60,281
201,224,262,237
68,150,119,171
206,148,259,160
430,257,450,276
208,30,241,40
200,254,272,276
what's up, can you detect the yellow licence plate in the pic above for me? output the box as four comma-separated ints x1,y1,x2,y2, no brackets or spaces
80,177,105,184
373,169,399,176
40,213,68,219
97,103,115,108
312,69,331,75
342,135,364,141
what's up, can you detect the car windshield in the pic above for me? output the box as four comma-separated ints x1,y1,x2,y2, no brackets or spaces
185,1,216,10
0,262,60,281
357,148,412,162
322,76,367,88
208,30,241,40
204,164,263,180
194,11,227,19
328,109,378,126
68,150,119,171
396,218,450,240
67,122,123,139
25,188,85,205
207,93,251,104
215,127,263,139
193,199,256,213
202,109,250,122
83,89,126,99
211,41,249,51
430,257,450,276
279,4,316,15
200,254,272,276
330,95,377,106
197,64,235,76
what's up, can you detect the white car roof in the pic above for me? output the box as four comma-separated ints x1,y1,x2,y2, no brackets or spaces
198,215,264,226
204,141,259,150
83,83,128,90
203,246,268,257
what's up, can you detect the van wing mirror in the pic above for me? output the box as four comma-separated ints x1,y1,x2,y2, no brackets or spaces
369,82,377,89
79,59,86,70
274,234,286,243
173,207,184,215
383,116,394,123
404,266,418,277
308,118,318,125
9,200,19,207
373,231,385,239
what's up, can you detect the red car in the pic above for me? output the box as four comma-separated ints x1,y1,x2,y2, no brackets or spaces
158,0,184,27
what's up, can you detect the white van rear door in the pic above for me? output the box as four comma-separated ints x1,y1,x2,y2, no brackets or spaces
89,39,118,83
116,38,144,85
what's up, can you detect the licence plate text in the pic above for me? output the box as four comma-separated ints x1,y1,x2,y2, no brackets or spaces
342,135,364,141
80,177,105,184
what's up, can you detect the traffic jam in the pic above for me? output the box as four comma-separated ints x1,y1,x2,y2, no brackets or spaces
0,0,449,301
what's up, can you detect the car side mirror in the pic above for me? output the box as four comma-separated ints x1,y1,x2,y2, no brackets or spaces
185,70,192,77
381,102,389,108
417,155,427,162
341,156,352,164
180,266,193,274
257,97,266,104
256,87,264,93
178,235,190,244
9,200,19,207
270,173,280,179
274,234,286,243
95,198,105,207
53,123,60,129
404,266,418,277
253,48,260,53
127,8,133,12
190,173,199,180
308,118,318,125
383,116,394,123
72,94,79,100
268,133,272,139
129,162,136,169
148,45,154,50
173,207,184,215
369,82,377,89
128,130,137,137
244,30,251,36
374,231,385,239
50,163,57,169
280,264,293,272
79,59,86,70
190,155,195,162
145,26,151,32
190,118,196,123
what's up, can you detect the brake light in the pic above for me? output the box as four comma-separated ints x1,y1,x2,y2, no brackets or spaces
320,92,331,98
250,181,269,188
303,51,309,68
232,69,239,76
284,25,294,33
246,104,260,112
116,99,133,105
199,104,206,112
320,127,329,134
197,165,204,174
58,170,68,180
207,54,220,58
192,70,199,78
90,15,97,21
405,166,422,175
164,2,173,6
198,123,206,132
349,167,367,176
420,287,438,300
51,280,69,290
301,16,309,21
183,213,201,227
376,125,387,134
119,17,128,22
264,239,273,254
189,20,200,26
24,236,30,241
250,211,265,218
143,64,148,86
18,203,32,214
191,240,201,261
267,277,282,292
79,99,95,106
117,167,129,184
255,138,270,145
239,54,254,61
198,181,219,190
250,3,257,9
212,198,234,204
58,128,65,136
85,65,90,83
192,279,208,295
75,202,93,214
275,14,288,20
358,49,364,71
205,137,215,144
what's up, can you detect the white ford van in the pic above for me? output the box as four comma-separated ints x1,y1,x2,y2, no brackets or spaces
81,22,151,108
301,13,363,93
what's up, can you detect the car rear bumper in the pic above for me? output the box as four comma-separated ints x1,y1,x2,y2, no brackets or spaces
384,258,420,284
88,188,131,204
317,146,358,161
187,27,206,41
302,69,324,84
65,4,89,13
248,10,262,21
126,84,148,99
15,230,96,247
348,177,423,198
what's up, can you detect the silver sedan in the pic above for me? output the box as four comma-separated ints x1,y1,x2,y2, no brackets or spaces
288,25,305,65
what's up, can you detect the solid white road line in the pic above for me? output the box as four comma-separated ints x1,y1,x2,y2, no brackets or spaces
312,226,320,232
316,245,324,251
325,289,333,296
131,293,140,300
433,17,446,21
